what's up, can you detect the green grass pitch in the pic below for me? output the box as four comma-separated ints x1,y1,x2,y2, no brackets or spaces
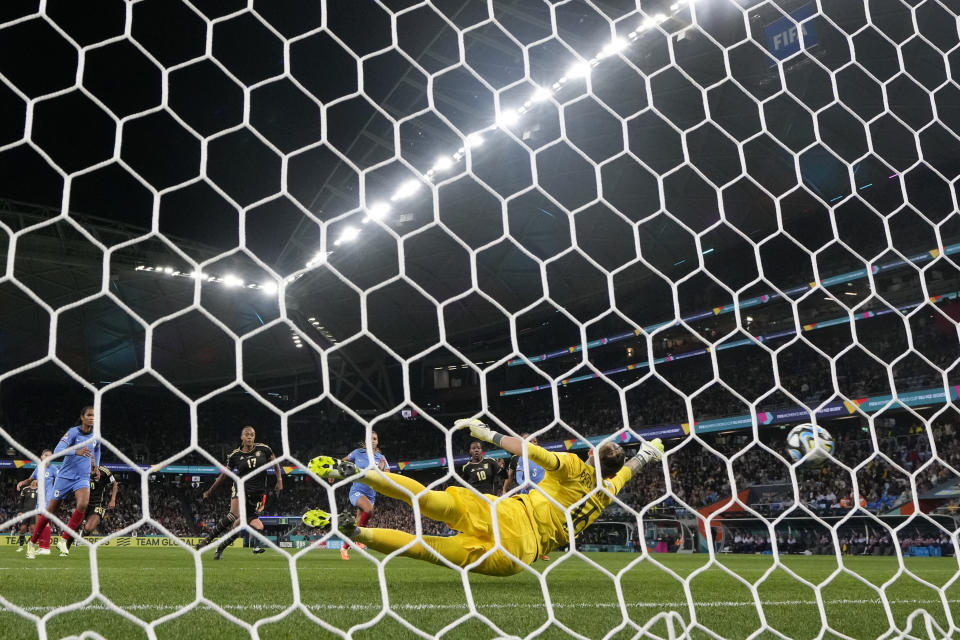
1,545,956,639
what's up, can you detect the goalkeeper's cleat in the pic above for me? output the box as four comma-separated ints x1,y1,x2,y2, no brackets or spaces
37,548,51,555
213,549,223,560
56,538,69,556
337,512,360,540
252,547,265,555
637,438,665,465
16,545,23,553
307,456,358,480
302,509,332,529
25,542,37,560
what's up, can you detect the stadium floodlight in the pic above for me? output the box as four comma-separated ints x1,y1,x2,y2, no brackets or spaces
223,274,244,288
391,180,420,201
566,62,591,79
465,133,484,148
432,156,454,172
530,87,552,103
367,202,391,221
163,267,174,274
261,281,278,295
498,109,520,127
334,226,361,246
599,37,628,58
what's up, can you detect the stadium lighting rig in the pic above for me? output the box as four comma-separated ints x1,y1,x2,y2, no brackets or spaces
133,264,278,294
129,1,701,349
322,2,693,256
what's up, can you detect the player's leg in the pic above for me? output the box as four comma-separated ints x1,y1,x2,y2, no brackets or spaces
341,489,364,560
62,486,90,552
248,515,266,555
310,457,464,526
213,517,242,560
38,520,52,552
357,529,473,566
84,510,102,535
213,495,263,558
16,519,27,550
199,491,241,548
27,497,61,558
247,494,268,555
30,498,59,543
355,494,374,527
349,528,523,576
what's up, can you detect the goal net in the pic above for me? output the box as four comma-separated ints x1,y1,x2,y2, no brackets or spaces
1,0,959,638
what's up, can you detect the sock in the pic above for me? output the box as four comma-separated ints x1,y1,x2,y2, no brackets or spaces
357,511,371,527
30,515,49,544
17,534,25,547
217,529,239,554
64,509,85,548
250,529,264,549
206,513,238,542
39,523,52,550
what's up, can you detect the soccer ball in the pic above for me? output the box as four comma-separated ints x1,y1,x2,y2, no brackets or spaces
785,424,834,462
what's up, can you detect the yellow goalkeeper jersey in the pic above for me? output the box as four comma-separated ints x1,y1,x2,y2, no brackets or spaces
514,444,633,556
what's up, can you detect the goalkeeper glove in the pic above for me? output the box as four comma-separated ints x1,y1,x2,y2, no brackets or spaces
453,418,503,445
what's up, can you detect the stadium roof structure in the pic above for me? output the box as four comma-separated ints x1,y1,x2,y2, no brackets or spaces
1,0,959,415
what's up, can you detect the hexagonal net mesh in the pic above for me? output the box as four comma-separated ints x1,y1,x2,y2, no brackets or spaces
1,0,959,638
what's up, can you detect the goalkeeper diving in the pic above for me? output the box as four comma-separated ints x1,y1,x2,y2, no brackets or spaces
302,419,664,576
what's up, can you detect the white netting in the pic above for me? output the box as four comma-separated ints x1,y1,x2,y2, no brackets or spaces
1,0,960,638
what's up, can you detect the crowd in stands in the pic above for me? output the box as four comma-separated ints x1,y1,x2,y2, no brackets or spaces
4,278,960,547
722,525,954,557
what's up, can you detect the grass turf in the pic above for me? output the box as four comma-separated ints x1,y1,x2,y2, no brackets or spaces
1,545,957,639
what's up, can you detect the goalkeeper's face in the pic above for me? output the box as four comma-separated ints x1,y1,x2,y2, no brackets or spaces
241,426,256,447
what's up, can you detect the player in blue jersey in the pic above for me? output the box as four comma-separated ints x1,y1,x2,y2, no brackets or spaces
26,407,100,559
17,449,56,554
339,431,387,560
502,434,550,560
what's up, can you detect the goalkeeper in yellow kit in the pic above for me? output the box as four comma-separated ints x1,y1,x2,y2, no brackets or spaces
302,420,664,576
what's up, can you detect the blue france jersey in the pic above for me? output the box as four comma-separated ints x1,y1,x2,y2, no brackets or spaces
30,463,58,502
347,448,387,499
54,426,101,479
512,456,546,494
346,448,386,471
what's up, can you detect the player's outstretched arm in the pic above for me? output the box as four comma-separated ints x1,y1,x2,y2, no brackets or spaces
456,419,561,472
624,440,665,477
204,472,227,499
109,475,118,509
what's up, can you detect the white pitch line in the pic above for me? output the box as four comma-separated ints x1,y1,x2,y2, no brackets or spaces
14,599,960,613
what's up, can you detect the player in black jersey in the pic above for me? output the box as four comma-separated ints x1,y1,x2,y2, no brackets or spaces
460,441,504,495
14,481,37,552
82,465,118,536
198,426,283,559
